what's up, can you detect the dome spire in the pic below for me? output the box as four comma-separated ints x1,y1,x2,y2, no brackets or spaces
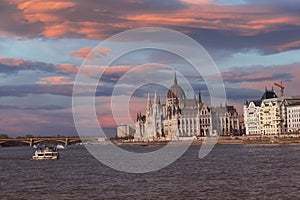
154,90,157,104
174,71,178,85
146,92,151,110
198,89,202,104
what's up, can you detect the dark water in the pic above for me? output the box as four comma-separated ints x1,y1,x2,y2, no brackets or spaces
0,144,299,199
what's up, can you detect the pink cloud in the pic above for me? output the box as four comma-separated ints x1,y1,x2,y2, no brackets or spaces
76,65,134,80
274,40,300,52
42,21,117,39
0,108,76,137
70,46,110,59
42,22,74,38
223,63,300,97
54,64,78,74
98,115,116,128
70,47,93,59
17,0,75,23
0,111,45,134
0,57,78,74
0,57,26,67
3,0,298,40
37,76,73,85
96,96,147,128
104,66,132,75
125,4,300,36
17,0,75,11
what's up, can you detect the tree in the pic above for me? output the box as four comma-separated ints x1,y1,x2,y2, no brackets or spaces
25,134,34,138
0,134,9,139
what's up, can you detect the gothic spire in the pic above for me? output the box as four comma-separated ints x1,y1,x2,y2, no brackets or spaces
146,92,152,111
154,90,157,104
198,89,202,104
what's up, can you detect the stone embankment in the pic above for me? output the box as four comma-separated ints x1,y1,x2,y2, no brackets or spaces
115,134,300,146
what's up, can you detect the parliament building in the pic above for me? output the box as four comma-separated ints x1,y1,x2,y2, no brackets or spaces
117,74,242,140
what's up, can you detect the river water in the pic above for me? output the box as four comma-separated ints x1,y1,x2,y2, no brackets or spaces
0,144,299,199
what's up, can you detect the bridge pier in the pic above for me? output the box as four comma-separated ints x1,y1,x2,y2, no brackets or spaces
29,138,34,147
65,138,69,146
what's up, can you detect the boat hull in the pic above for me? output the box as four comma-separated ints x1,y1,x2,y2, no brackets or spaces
32,155,59,160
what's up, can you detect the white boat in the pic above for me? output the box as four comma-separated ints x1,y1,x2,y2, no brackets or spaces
32,147,59,160
56,144,65,149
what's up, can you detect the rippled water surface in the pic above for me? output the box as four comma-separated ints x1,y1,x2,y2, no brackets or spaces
0,144,299,199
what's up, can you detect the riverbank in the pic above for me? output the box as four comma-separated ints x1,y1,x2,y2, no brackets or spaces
113,135,300,146
1,135,300,147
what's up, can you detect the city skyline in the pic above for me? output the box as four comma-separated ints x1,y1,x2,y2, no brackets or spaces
1,0,300,137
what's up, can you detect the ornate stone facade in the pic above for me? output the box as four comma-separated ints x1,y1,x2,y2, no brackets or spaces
244,88,300,135
117,74,241,140
287,103,300,133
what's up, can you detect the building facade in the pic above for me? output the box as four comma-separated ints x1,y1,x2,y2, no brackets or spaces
117,74,241,140
117,124,135,138
287,103,300,133
259,97,287,135
243,101,261,135
244,88,300,135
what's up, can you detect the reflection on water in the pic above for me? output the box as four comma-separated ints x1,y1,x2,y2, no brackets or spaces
0,144,299,199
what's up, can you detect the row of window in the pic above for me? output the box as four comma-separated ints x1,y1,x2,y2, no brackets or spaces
288,119,300,123
288,114,300,118
288,124,300,128
200,118,210,124
287,109,300,113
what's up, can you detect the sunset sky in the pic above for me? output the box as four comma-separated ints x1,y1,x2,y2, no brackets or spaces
1,0,300,137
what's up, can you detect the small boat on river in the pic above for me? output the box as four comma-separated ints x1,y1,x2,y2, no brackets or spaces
32,146,59,160
56,144,66,149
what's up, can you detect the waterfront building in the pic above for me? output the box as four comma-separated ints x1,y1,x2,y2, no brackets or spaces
244,88,300,135
199,101,211,136
244,88,284,135
211,105,240,136
117,124,135,138
260,96,285,135
238,115,246,135
243,100,261,135
287,101,300,133
117,74,242,140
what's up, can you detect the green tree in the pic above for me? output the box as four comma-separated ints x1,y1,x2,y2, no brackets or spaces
25,134,34,138
0,134,9,139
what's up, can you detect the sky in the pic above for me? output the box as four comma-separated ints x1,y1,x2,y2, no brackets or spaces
1,0,300,137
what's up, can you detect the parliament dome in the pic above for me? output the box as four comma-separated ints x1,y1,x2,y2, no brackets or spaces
167,73,186,100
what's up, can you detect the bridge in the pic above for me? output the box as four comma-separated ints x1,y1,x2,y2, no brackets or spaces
0,137,98,146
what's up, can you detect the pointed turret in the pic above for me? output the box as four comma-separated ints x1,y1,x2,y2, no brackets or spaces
146,92,152,116
154,90,157,104
147,92,151,107
174,71,178,85
198,90,202,104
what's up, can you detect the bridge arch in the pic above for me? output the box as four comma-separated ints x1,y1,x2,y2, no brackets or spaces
0,140,30,147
